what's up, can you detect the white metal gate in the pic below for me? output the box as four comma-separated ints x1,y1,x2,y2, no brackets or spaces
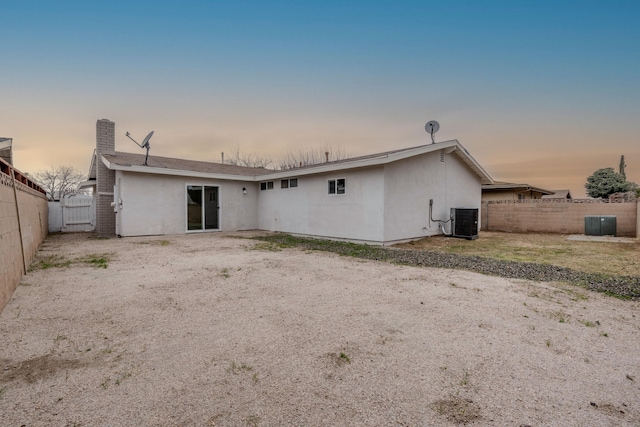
48,196,95,233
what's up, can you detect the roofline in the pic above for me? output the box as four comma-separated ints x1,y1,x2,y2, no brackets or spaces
482,183,554,195
258,140,492,184
101,156,257,182
101,139,493,184
541,189,573,198
88,149,96,180
78,179,96,189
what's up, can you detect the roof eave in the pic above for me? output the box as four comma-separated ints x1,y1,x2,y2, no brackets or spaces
448,141,493,185
482,184,554,194
78,179,96,189
101,156,258,182
88,149,96,180
260,140,494,184
100,139,493,184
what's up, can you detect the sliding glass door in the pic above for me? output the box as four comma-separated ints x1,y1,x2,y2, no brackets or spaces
187,185,219,231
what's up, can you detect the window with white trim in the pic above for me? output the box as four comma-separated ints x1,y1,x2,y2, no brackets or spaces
260,181,274,190
328,178,345,195
281,178,298,189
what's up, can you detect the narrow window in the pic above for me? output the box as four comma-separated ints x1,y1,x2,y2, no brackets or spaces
281,179,289,189
267,181,274,190
260,182,267,191
328,178,345,195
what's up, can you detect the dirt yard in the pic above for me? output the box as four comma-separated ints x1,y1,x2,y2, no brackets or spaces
1,232,639,426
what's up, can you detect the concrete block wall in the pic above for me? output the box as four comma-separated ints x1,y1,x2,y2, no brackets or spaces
0,173,48,313
96,119,116,237
482,200,638,237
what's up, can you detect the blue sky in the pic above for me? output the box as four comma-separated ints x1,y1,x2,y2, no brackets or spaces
2,0,639,196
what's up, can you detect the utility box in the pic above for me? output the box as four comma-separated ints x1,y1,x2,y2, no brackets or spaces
584,215,616,236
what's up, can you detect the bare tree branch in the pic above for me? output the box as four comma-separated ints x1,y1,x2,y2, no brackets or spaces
33,166,85,201
276,145,350,169
225,146,273,169
224,145,351,170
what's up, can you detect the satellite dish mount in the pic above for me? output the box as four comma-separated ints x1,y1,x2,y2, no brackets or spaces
425,120,440,144
125,130,154,166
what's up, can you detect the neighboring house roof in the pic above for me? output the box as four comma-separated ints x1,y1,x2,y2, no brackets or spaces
98,140,494,184
79,149,100,189
482,181,554,195
88,149,97,180
541,189,572,199
0,137,12,166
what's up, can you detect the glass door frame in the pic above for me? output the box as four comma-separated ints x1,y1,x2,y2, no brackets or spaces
186,184,220,232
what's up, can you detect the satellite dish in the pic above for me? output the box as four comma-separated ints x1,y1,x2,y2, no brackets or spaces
425,120,440,144
424,120,440,144
425,120,439,134
141,131,154,148
125,130,154,166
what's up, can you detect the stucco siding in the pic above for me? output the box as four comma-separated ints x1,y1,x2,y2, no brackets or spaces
117,172,258,236
445,153,483,215
383,150,482,243
257,167,385,243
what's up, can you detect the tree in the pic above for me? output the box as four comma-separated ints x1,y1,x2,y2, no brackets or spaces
585,167,631,199
33,166,85,201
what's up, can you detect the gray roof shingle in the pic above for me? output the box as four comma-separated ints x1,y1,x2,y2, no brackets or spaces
102,151,269,176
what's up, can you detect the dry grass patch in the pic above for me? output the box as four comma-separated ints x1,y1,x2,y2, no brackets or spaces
29,253,111,271
399,232,640,277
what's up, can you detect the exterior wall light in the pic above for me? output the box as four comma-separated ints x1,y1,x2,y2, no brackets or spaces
242,187,247,195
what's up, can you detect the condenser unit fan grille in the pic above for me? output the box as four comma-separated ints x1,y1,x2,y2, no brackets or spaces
451,208,479,240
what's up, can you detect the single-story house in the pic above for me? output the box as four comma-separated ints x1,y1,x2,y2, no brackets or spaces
85,119,493,245
481,181,554,202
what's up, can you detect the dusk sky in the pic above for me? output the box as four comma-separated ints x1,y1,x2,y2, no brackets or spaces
2,1,639,197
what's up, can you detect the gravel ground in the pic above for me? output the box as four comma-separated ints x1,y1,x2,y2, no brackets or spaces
1,231,640,426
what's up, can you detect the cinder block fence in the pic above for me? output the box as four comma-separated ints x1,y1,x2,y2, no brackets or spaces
481,199,639,237
0,159,48,313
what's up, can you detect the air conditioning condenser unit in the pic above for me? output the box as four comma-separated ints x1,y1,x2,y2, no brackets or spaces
450,208,479,240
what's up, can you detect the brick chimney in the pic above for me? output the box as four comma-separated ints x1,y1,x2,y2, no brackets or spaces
95,119,116,237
